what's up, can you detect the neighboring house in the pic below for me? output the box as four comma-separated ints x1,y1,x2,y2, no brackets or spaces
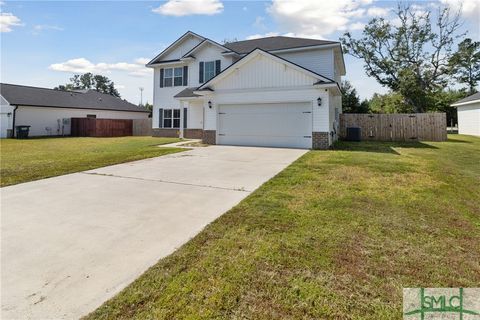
0,83,149,137
451,92,480,137
146,31,345,149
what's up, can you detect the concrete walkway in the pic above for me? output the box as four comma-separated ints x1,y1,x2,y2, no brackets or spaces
1,146,307,319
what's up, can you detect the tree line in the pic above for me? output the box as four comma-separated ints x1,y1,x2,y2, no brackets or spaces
54,73,121,98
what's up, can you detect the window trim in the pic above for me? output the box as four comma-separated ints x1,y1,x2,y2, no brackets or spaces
203,61,215,83
162,108,181,128
163,67,184,87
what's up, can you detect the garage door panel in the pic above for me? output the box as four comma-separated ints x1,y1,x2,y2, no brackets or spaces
218,102,312,149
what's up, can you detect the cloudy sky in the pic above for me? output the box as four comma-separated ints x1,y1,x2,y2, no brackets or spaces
1,0,479,105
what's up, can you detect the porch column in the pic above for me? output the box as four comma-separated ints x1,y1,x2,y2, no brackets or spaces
179,100,184,139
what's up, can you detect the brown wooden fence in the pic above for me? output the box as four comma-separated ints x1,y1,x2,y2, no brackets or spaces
339,113,447,142
71,118,133,137
132,118,152,136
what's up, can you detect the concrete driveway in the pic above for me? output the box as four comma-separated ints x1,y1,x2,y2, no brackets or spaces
1,145,307,319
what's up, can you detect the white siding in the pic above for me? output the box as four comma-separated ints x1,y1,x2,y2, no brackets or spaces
161,35,203,60
15,106,148,136
0,95,14,138
152,64,186,128
457,103,480,136
214,55,318,90
152,44,233,128
276,49,334,80
189,44,233,87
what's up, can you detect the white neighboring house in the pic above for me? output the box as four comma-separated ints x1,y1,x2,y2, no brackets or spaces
0,83,149,138
146,31,345,149
451,92,480,137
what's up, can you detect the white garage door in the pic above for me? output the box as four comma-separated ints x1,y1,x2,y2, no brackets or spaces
218,102,312,149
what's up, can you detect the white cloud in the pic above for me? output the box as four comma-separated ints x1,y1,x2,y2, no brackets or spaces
367,6,390,17
246,32,280,40
152,0,223,16
49,57,152,77
266,0,378,39
440,0,480,20
32,24,63,35
0,12,23,32
253,16,266,29
349,22,365,31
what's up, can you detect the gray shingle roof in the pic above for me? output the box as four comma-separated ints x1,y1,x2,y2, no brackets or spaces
173,87,200,98
0,83,148,113
224,36,339,54
452,92,480,105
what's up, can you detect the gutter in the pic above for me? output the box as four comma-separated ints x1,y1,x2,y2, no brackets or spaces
11,105,18,138
451,99,480,107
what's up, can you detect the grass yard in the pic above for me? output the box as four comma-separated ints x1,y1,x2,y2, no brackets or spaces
0,137,183,187
85,134,478,319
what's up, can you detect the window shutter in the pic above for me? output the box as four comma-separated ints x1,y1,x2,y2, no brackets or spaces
183,66,188,86
199,62,204,83
159,108,163,128
159,69,164,88
183,108,187,129
215,60,221,76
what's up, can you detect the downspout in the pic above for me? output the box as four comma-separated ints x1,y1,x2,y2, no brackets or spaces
11,105,18,138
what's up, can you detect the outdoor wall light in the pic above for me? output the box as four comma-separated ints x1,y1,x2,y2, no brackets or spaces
208,101,212,109
317,97,322,106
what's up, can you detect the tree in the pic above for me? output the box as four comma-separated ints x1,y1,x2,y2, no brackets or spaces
54,73,121,97
369,92,413,114
142,102,153,117
449,38,480,94
341,80,370,113
427,89,468,126
341,4,464,113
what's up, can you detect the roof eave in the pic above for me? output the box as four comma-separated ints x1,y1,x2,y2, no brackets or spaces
451,99,480,107
147,31,205,65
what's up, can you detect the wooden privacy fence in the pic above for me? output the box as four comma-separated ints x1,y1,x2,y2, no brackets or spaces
132,118,152,136
71,118,133,137
340,113,447,142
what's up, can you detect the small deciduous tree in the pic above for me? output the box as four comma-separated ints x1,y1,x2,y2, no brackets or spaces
369,92,413,114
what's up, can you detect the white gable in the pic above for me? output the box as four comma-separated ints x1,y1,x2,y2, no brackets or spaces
162,35,203,60
213,53,318,90
189,43,233,87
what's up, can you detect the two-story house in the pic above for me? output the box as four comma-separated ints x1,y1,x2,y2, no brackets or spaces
146,31,345,149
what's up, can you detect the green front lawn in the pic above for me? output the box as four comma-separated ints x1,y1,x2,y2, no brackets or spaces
0,137,183,187
85,134,480,319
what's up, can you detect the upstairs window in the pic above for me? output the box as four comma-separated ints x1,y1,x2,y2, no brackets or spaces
174,67,183,86
204,61,215,82
164,68,173,87
163,67,184,87
199,60,220,83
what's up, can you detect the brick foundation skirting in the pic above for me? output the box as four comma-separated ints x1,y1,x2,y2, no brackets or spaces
312,132,330,150
202,130,216,145
152,128,179,138
184,129,204,139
